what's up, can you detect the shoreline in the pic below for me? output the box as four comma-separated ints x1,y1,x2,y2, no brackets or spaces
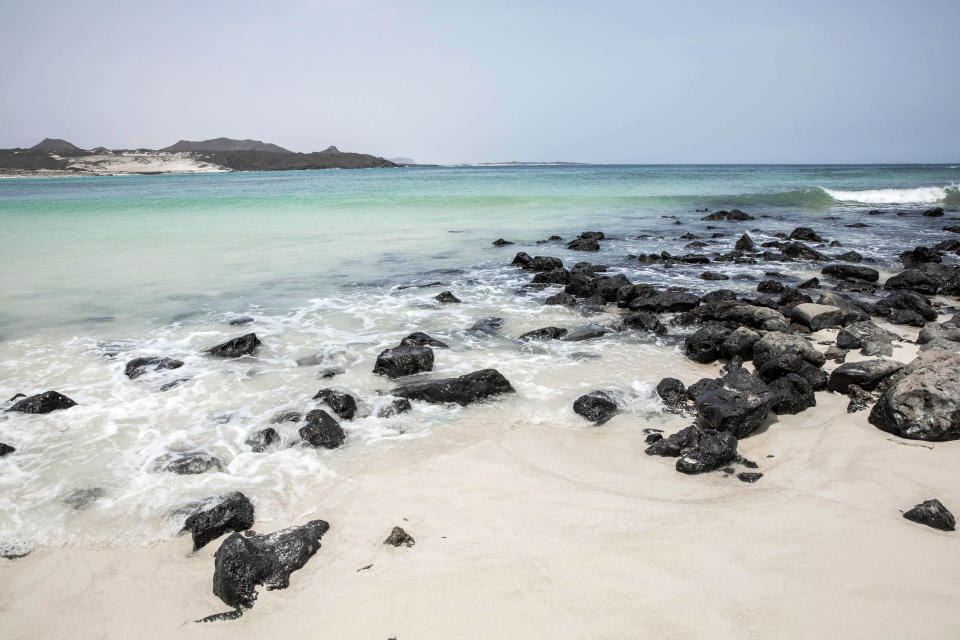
2,330,958,639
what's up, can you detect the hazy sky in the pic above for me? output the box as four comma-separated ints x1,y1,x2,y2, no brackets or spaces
1,0,958,164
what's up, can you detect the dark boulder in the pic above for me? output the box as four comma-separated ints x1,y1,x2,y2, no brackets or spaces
393,369,515,406
212,519,330,610
524,256,564,271
828,359,904,394
206,333,261,358
564,273,598,298
821,265,879,283
791,303,843,332
377,397,412,418
768,373,816,414
798,277,820,289
835,251,863,263
616,283,657,308
751,332,827,387
519,326,569,341
645,425,699,457
567,238,600,251
922,207,945,217
783,242,829,262
656,378,688,412
545,292,577,306
693,368,774,438
492,238,514,246
735,234,755,251
917,322,960,346
700,271,729,281
878,291,937,322
701,289,737,305
902,499,955,531
400,332,449,349
684,323,732,364
573,391,619,424
124,357,184,380
0,443,15,456
629,291,700,313
373,345,434,378
594,274,632,302
467,318,504,336
298,409,347,448
579,231,605,240
7,390,77,414
899,246,941,269
312,389,358,420
868,349,960,441
721,327,760,361
836,321,899,350
435,291,461,304
884,269,941,295
676,430,738,474
511,251,532,267
532,268,571,285
228,316,254,326
789,227,825,242
757,280,786,294
182,492,255,551
622,312,667,335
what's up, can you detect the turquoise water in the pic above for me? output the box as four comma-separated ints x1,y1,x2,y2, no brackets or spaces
1,164,957,336
0,164,958,552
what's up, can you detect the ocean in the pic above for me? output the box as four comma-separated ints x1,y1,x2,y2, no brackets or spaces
0,164,957,554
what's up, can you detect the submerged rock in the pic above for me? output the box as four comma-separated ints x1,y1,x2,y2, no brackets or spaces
383,526,415,547
212,519,330,610
298,409,347,449
563,324,613,342
6,390,77,414
573,391,619,424
245,427,280,452
183,492,255,551
869,349,960,441
0,442,15,456
373,345,434,378
393,369,514,406
312,389,358,420
518,326,568,341
902,499,955,532
434,291,461,304
567,237,600,251
124,356,184,380
400,332,449,349
467,317,504,336
154,452,225,475
206,333,261,358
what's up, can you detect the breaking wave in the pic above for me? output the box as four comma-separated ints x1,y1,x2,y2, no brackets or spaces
822,184,960,205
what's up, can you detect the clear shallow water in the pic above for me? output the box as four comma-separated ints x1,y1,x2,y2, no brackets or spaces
0,164,958,553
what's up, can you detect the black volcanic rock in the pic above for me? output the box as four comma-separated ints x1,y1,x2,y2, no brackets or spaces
7,391,77,414
182,492,255,551
400,332,449,349
373,345,434,378
902,499,955,531
124,356,184,380
30,137,82,152
212,519,330,610
312,389,358,420
206,333,261,358
393,369,514,406
573,391,619,424
298,409,346,449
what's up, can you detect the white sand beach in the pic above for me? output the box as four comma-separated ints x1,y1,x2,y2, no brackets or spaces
2,334,957,640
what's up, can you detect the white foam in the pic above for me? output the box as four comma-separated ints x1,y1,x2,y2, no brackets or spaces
822,184,958,204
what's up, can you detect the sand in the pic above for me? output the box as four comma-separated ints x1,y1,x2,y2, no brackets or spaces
0,152,226,177
2,327,958,640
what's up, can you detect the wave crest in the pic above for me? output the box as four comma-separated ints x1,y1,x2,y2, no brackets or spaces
822,185,960,205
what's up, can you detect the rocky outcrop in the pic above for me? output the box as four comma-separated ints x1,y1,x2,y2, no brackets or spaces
124,357,184,380
6,391,77,414
752,332,827,387
298,409,347,448
206,333,261,358
182,492,255,551
868,349,960,441
573,391,619,424
519,327,568,341
676,430,738,474
768,373,816,414
789,227,824,242
435,291,461,304
212,519,330,610
384,526,416,547
656,378,689,412
567,238,600,251
629,291,700,313
373,345,434,378
393,369,514,406
621,311,667,335
821,265,879,283
684,323,732,364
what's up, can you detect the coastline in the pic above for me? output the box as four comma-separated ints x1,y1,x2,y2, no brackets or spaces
2,332,958,639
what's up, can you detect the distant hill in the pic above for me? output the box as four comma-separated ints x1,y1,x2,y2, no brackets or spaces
31,138,83,152
161,137,291,153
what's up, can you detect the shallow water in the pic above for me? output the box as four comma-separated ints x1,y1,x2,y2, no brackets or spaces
0,164,957,553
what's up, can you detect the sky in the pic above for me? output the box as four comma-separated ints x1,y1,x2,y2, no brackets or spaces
1,0,958,164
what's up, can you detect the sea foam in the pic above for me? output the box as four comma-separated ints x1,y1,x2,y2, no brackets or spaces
822,184,960,205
